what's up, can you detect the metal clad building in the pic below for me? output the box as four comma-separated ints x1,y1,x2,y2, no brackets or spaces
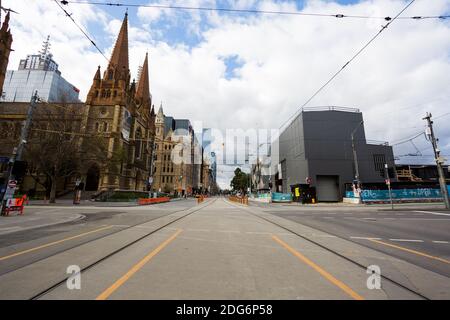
278,107,395,201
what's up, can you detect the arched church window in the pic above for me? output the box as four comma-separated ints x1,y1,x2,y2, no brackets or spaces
135,127,143,159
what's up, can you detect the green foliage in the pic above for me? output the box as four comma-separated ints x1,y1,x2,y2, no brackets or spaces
230,168,250,194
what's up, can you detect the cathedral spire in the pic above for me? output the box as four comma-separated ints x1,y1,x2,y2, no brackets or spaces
93,65,101,80
135,52,150,104
1,11,10,33
108,12,129,74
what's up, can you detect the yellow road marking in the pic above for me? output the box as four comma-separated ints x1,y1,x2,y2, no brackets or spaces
369,239,450,264
96,229,183,300
0,226,113,261
0,225,114,262
272,235,364,300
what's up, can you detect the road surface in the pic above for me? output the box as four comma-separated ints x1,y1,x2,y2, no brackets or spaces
0,197,448,300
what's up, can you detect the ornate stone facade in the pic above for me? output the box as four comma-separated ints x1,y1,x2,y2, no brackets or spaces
83,12,156,192
0,11,13,96
0,13,156,196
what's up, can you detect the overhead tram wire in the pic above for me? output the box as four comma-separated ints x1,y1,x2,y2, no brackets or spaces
54,0,109,62
279,0,418,131
60,0,448,21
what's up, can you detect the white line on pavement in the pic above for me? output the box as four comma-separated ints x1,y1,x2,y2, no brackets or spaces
432,241,449,244
350,236,382,240
186,228,211,232
217,230,241,233
414,210,450,217
246,231,272,235
311,233,337,238
390,239,424,242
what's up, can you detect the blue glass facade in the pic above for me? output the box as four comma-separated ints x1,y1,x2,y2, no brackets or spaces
2,70,80,103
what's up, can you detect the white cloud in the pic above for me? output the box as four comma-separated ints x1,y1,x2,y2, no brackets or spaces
4,0,450,189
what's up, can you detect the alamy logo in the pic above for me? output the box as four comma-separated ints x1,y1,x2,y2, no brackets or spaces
66,265,81,290
366,265,381,290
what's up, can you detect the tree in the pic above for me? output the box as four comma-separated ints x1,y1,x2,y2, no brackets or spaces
230,168,250,194
23,101,109,203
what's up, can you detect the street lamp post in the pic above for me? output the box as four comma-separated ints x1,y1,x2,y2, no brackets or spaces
384,163,394,210
351,120,364,200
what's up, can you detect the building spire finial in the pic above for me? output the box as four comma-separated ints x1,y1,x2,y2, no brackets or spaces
108,11,129,74
135,52,150,106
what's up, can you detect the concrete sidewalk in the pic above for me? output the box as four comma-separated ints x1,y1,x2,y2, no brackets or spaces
27,197,189,207
0,208,84,236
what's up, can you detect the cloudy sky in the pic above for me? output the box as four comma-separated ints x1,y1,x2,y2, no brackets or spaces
3,0,450,188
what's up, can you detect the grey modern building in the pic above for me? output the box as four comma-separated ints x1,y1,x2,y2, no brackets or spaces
1,36,80,103
276,107,396,201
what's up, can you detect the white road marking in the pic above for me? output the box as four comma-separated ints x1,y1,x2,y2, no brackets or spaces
217,230,241,233
415,210,450,217
432,241,449,244
350,236,382,240
390,239,424,243
312,234,337,238
246,231,271,235
0,226,22,232
186,228,211,232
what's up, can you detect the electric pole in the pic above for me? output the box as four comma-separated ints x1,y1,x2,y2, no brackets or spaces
1,91,39,212
423,113,450,209
351,120,364,200
384,163,394,210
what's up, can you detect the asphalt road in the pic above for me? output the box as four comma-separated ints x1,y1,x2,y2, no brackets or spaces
0,199,198,276
256,203,450,278
0,198,449,300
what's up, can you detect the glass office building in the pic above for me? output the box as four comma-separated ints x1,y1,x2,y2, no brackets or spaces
1,36,80,103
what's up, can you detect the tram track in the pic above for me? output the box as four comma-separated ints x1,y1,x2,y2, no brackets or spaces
226,199,430,300
9,199,216,300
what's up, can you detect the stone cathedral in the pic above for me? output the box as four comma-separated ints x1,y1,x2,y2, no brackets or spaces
82,12,156,192
0,12,156,195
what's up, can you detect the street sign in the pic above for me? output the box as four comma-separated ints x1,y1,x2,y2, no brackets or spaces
8,180,17,188
4,186,16,200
